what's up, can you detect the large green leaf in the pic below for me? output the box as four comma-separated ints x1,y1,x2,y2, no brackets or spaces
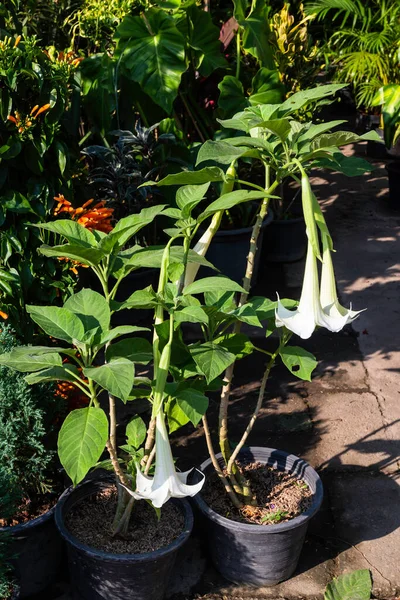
36,220,97,247
183,276,245,296
196,139,250,166
99,326,150,345
313,153,374,177
25,364,80,385
26,305,85,343
214,333,254,359
324,569,372,600
190,342,235,383
278,84,346,117
199,189,272,221
297,120,348,144
218,76,249,117
101,205,166,251
126,415,147,449
115,10,186,113
149,166,226,186
38,244,105,267
81,53,115,136
58,407,109,485
106,338,153,364
65,289,110,334
280,346,317,382
241,0,274,69
312,130,380,150
249,68,285,105
84,359,135,402
187,5,227,76
167,399,190,433
175,388,209,426
174,306,209,325
176,182,211,216
0,347,62,372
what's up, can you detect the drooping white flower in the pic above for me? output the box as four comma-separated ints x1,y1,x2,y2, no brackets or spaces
275,241,352,339
320,236,364,324
125,410,205,509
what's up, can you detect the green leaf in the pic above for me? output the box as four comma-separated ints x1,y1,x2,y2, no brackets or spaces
36,220,97,247
102,204,166,251
249,68,285,106
176,182,211,215
84,359,135,402
168,262,185,282
150,166,226,186
26,305,85,343
115,10,186,113
175,388,208,426
123,246,216,271
65,289,110,333
99,326,150,345
38,244,105,267
241,0,274,69
324,569,372,600
0,347,62,372
314,153,374,177
218,76,249,117
187,5,227,77
1,190,34,214
372,84,400,148
196,139,250,166
167,399,190,433
126,415,147,449
58,407,109,485
190,342,235,382
55,140,67,174
119,287,158,310
261,118,291,142
280,346,317,382
174,306,209,325
297,120,348,143
199,189,272,221
278,84,346,117
25,364,80,384
214,333,254,359
106,338,153,364
183,276,245,296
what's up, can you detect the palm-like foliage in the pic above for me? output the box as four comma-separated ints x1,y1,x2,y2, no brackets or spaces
305,0,400,108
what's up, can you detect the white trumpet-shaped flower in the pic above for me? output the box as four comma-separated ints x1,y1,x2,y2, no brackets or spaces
125,410,205,509
184,211,222,287
320,236,365,324
275,240,358,339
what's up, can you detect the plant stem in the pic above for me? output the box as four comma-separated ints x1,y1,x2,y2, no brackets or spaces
236,32,241,80
202,415,243,509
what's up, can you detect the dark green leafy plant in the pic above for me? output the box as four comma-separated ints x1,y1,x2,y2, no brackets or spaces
324,569,372,600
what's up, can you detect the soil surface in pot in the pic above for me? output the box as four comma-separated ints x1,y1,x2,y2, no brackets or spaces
202,462,313,525
0,493,57,527
65,485,184,553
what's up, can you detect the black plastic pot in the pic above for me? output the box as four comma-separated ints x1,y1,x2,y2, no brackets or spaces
198,209,273,285
386,161,400,210
262,215,307,263
55,479,194,600
192,447,323,587
0,494,66,598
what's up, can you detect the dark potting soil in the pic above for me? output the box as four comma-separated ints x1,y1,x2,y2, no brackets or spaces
0,494,57,527
202,461,313,525
65,485,185,554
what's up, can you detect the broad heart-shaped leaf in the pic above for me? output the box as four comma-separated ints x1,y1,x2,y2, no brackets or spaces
25,364,80,385
249,68,285,106
27,305,85,343
106,338,153,364
126,415,147,449
0,347,62,372
241,0,274,69
190,342,235,383
187,5,227,77
279,346,317,382
199,189,273,222
183,276,245,296
35,220,97,247
84,359,135,402
39,244,105,267
65,289,110,334
58,407,109,486
218,76,249,118
100,204,166,251
174,306,209,325
277,84,346,118
115,10,186,114
196,139,250,166
176,182,211,214
99,326,150,346
324,569,371,600
214,333,254,359
175,388,209,426
148,167,226,186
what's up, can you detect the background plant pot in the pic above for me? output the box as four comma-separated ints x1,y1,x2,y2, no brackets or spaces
262,215,307,263
197,209,273,285
0,493,67,598
386,161,400,210
55,479,194,600
192,447,323,587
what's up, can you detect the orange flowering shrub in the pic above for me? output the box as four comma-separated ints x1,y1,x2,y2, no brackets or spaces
53,195,114,233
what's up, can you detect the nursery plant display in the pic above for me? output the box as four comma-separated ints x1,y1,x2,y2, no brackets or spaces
0,325,65,597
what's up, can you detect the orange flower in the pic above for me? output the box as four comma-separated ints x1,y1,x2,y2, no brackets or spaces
0,310,8,320
35,104,51,117
14,35,21,48
53,195,114,233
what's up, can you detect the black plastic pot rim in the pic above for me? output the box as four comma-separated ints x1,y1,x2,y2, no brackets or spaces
193,447,323,535
271,215,304,225
198,208,273,238
0,498,57,535
55,479,193,563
